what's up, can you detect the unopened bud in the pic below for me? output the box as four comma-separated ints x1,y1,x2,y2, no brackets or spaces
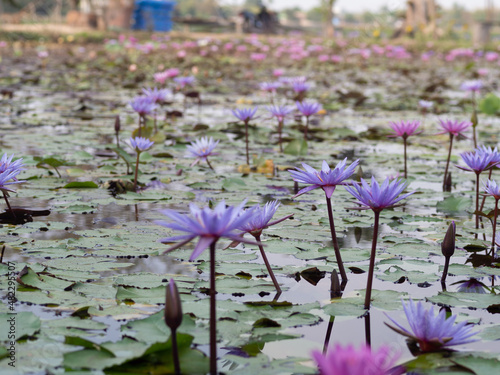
165,279,182,330
330,270,342,298
441,221,456,258
471,111,478,128
114,115,121,133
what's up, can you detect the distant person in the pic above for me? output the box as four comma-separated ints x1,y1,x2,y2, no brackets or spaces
239,10,255,33
257,6,272,34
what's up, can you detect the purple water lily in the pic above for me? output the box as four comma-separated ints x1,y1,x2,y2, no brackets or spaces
345,177,414,308
187,136,219,170
232,107,258,164
438,119,473,189
156,200,255,375
173,76,195,90
290,159,359,282
345,177,414,212
290,159,360,199
386,299,478,353
267,105,295,152
484,179,500,253
238,200,292,293
128,137,154,191
296,101,322,140
388,120,422,179
312,344,404,375
0,153,25,216
457,150,499,231
130,96,156,117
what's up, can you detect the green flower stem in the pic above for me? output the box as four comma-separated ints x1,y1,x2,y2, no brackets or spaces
403,136,408,179
441,256,451,282
325,197,348,282
304,116,310,140
278,120,284,152
364,210,380,309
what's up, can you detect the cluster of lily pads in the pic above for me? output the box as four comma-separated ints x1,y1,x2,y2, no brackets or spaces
1,32,500,375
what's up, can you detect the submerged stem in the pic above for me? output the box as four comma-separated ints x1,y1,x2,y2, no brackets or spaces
325,197,348,281
255,234,281,293
364,210,380,309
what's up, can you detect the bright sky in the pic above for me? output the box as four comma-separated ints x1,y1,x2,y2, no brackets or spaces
227,0,491,13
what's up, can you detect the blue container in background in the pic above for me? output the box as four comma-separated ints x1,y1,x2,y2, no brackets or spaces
132,1,176,32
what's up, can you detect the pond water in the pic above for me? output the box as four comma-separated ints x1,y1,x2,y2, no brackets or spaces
0,34,499,374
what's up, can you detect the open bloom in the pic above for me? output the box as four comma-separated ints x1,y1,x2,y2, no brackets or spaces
259,82,281,92
475,145,500,165
455,278,487,294
312,344,404,375
156,200,256,260
437,119,472,137
456,151,499,174
129,137,154,152
232,107,257,123
460,80,483,93
388,120,421,139
130,96,157,117
173,76,195,89
142,87,171,103
0,154,25,193
296,101,322,117
386,299,478,353
238,200,292,237
418,100,434,109
292,81,310,93
345,177,414,211
290,159,360,199
267,105,295,122
484,179,500,199
187,137,219,166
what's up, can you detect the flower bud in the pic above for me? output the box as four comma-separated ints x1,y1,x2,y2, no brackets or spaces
165,279,182,331
441,221,456,258
114,115,121,133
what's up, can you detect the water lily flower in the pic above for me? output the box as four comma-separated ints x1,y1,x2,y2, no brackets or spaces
296,101,322,140
456,150,499,231
290,159,360,199
290,159,359,282
484,179,500,253
386,299,478,353
232,107,258,164
388,120,422,178
345,177,414,212
259,81,281,92
418,100,434,109
312,344,404,375
156,200,256,375
455,278,487,294
129,137,154,153
130,96,156,117
173,76,195,90
460,80,483,93
437,119,472,189
238,201,292,293
267,105,295,152
142,87,171,104
437,119,472,137
187,136,219,170
345,177,414,308
128,137,154,191
0,153,25,216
